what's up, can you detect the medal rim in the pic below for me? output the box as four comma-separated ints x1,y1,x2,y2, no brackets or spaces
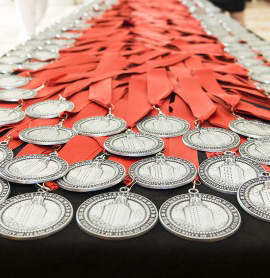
199,155,264,194
136,115,190,138
0,75,30,89
0,108,26,126
0,178,10,204
159,193,241,242
0,88,37,102
57,160,126,192
0,145,13,165
76,191,158,240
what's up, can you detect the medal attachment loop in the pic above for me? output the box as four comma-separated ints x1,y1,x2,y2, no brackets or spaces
188,180,201,194
0,132,13,145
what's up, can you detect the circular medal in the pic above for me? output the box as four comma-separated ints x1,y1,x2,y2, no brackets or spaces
251,72,270,84
0,154,69,184
0,75,30,89
238,58,263,67
229,118,270,139
58,159,126,192
129,154,197,189
0,145,13,165
182,127,240,152
136,115,190,138
0,178,10,204
25,98,74,118
199,153,264,194
19,125,77,145
247,65,270,75
104,131,164,157
16,44,37,52
0,88,37,102
0,192,73,240
238,176,270,222
7,50,30,59
39,44,61,53
159,191,241,241
0,64,20,74
57,32,82,39
70,23,91,30
21,61,48,71
46,39,75,48
25,39,44,47
73,115,127,137
30,50,59,61
0,107,25,126
76,191,158,239
239,139,270,165
0,56,28,64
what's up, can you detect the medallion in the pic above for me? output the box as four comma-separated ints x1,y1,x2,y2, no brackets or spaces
238,58,263,67
30,50,59,61
199,152,264,194
0,106,25,126
21,61,48,71
129,153,197,189
24,39,44,47
0,192,73,240
0,75,30,89
19,125,77,145
46,39,75,48
229,118,270,139
57,32,82,39
238,176,270,222
239,138,270,165
159,189,241,241
76,191,158,239
0,56,28,64
7,50,30,59
136,114,190,138
57,157,126,192
0,64,20,74
73,114,127,137
182,127,240,152
252,72,270,84
0,178,10,204
0,153,69,184
25,96,74,118
0,88,37,102
39,44,61,53
0,144,13,165
104,130,164,157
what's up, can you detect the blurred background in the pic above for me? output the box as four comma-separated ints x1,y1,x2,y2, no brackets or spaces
0,0,269,56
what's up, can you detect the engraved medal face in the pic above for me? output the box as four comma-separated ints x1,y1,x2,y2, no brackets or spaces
58,160,126,192
182,127,240,152
136,115,190,138
0,64,20,74
47,39,75,48
159,192,241,241
73,115,127,137
0,107,25,126
251,72,270,84
104,131,164,157
129,154,197,189
0,145,13,165
76,192,158,239
21,61,48,71
19,125,77,145
0,88,37,102
229,118,270,139
0,192,73,240
0,178,10,204
0,56,28,64
26,99,74,118
199,153,264,194
238,176,270,222
0,154,69,184
0,75,30,89
30,50,59,61
239,139,270,165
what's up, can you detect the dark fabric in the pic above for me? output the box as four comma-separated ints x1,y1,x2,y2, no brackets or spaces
210,0,246,12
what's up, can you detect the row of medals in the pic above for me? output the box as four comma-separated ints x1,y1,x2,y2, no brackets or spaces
0,0,269,242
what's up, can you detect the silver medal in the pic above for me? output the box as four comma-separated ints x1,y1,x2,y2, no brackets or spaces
136,113,190,138
182,127,240,152
57,156,126,192
238,176,270,222
25,96,74,118
76,191,158,239
0,106,25,126
129,153,197,189
0,178,10,204
199,152,264,194
0,144,13,165
39,44,61,53
30,50,59,61
57,32,82,39
251,72,270,84
104,130,164,157
0,64,20,74
46,39,75,48
7,50,30,59
239,138,270,165
0,56,28,64
73,114,127,137
0,75,30,89
21,61,48,71
0,153,69,184
229,118,270,139
159,189,241,241
0,88,37,102
19,125,77,145
0,192,73,240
